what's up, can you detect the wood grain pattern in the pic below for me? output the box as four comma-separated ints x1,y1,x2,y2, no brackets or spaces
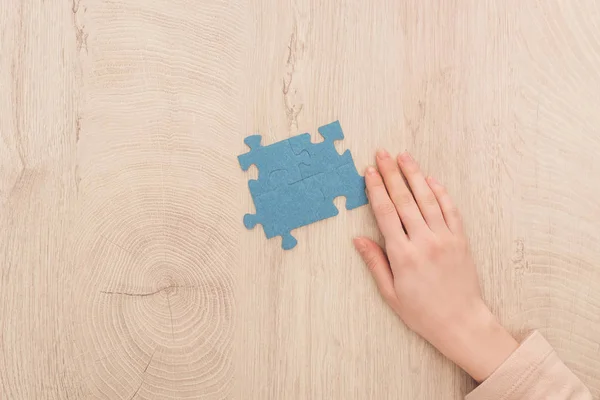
1,1,599,398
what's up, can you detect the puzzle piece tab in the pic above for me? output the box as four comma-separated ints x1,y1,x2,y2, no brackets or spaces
239,120,368,250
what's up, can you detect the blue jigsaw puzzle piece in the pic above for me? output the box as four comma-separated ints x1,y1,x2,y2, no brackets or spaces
303,163,368,211
288,120,352,179
243,179,337,249
238,135,310,195
336,163,368,209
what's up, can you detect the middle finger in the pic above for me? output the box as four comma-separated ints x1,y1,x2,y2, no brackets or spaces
376,149,428,237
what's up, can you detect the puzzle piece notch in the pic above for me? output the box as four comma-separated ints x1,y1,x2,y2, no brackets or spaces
289,120,353,179
238,135,311,196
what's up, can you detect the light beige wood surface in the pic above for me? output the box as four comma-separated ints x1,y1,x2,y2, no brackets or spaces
1,1,599,398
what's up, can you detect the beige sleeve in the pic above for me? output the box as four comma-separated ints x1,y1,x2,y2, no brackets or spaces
466,331,592,400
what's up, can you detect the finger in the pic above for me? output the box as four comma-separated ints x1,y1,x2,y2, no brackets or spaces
426,176,464,234
376,149,427,237
396,152,447,232
365,166,407,242
353,237,399,305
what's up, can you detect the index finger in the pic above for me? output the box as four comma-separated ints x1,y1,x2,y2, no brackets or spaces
365,166,407,243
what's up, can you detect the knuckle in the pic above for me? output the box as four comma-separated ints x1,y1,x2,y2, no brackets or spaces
365,254,379,271
449,206,461,216
436,185,447,194
367,177,386,194
422,192,438,207
367,177,385,189
425,237,443,256
386,235,405,250
373,201,397,216
437,231,459,246
381,287,397,302
400,247,418,265
386,244,403,260
429,236,443,249
445,204,461,219
394,192,414,207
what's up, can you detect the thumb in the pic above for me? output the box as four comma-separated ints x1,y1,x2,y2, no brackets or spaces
353,237,398,304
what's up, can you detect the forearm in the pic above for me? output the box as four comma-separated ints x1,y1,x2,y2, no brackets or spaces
427,301,519,382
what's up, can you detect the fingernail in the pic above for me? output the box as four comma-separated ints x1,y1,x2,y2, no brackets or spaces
366,166,377,175
376,149,389,159
399,152,413,162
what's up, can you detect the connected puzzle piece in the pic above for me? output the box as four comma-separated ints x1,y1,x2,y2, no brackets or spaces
239,120,368,250
302,162,368,211
288,120,353,179
238,135,310,196
243,178,338,250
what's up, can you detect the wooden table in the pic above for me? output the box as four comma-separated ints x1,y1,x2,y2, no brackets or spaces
1,1,599,398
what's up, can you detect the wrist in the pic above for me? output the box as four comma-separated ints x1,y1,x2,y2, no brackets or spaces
435,302,519,382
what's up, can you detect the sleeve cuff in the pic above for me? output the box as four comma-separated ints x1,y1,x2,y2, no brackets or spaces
465,331,554,400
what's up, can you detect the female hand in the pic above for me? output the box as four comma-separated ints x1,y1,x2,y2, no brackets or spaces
354,150,518,382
